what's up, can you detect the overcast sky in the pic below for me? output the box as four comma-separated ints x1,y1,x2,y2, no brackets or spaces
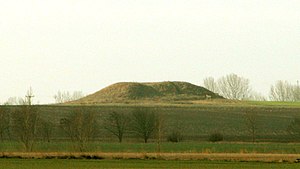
1,0,299,104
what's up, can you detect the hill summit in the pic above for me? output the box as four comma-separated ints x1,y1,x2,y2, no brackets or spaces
68,81,223,104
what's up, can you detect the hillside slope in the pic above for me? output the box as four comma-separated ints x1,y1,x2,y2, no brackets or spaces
68,81,223,104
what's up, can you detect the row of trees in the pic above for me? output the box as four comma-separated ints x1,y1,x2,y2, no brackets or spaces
2,90,85,105
203,74,300,101
0,106,299,151
53,91,85,103
0,106,39,151
0,106,172,152
270,80,300,102
2,97,27,105
2,77,299,104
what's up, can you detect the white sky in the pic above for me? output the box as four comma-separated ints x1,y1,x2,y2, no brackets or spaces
1,0,299,104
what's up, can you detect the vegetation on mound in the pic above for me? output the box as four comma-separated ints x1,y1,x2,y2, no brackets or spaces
69,81,223,104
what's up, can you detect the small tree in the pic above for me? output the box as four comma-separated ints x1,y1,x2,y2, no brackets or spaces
3,97,26,105
287,117,300,140
131,108,157,143
39,118,54,143
269,80,292,101
167,121,184,143
12,106,39,151
155,112,165,152
203,77,219,93
60,108,97,151
167,131,183,142
54,91,85,103
293,81,300,101
244,112,258,143
0,108,10,141
248,91,266,101
104,111,129,143
209,132,223,142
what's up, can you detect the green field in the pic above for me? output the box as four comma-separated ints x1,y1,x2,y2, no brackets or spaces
1,142,299,154
38,103,300,142
1,102,300,143
0,159,298,169
1,102,300,168
246,101,300,107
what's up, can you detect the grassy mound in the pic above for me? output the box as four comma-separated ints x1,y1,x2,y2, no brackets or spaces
68,81,223,104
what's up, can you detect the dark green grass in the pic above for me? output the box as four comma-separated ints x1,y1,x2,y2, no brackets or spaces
0,159,298,169
1,142,299,154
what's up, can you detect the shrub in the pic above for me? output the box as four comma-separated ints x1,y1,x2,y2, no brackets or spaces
209,132,223,142
167,131,183,142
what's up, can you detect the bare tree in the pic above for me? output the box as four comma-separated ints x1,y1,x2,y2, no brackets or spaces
3,97,26,105
25,87,35,106
131,108,158,143
155,113,165,153
72,91,85,100
287,117,300,140
291,81,300,101
12,106,39,151
248,91,267,101
104,111,129,143
39,118,54,143
0,108,10,141
167,120,184,142
4,87,35,105
54,91,70,103
203,77,219,93
54,90,85,103
60,108,97,151
244,112,258,143
218,74,251,100
269,80,294,101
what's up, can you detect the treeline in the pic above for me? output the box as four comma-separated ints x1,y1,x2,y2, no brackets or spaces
203,73,300,101
0,106,178,152
3,90,85,105
2,74,299,104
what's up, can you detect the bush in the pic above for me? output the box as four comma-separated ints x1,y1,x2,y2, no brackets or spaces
167,131,183,142
209,132,223,142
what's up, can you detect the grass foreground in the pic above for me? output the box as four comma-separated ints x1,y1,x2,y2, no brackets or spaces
0,159,299,169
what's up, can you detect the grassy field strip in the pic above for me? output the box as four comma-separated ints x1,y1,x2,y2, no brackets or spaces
1,152,299,162
1,159,299,169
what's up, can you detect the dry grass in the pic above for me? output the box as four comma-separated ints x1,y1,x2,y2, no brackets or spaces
1,152,299,163
68,81,223,104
